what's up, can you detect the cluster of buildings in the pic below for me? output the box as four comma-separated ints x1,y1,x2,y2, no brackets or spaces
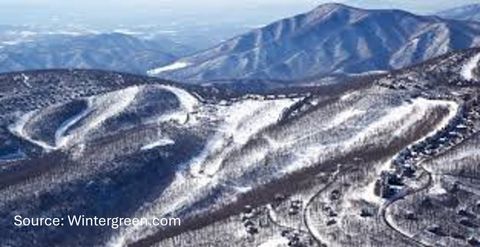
375,96,480,199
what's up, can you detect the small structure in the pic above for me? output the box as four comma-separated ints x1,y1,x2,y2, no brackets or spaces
374,171,403,198
288,200,303,216
360,208,373,217
405,211,416,220
326,219,336,226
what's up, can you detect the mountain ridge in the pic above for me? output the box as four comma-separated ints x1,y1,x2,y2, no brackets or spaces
149,3,480,83
436,4,480,22
0,32,186,75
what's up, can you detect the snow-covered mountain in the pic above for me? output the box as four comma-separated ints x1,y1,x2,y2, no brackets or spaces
0,32,190,74
436,4,480,22
149,3,480,82
1,47,480,246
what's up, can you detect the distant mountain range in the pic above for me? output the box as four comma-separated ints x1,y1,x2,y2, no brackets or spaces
149,3,480,82
0,32,193,74
436,4,480,22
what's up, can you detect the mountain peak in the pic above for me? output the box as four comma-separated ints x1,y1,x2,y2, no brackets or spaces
309,2,364,16
314,2,353,10
151,4,480,82
303,3,418,29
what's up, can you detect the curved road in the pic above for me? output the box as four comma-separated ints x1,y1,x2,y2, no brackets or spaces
381,128,479,246
302,167,350,245
380,160,433,247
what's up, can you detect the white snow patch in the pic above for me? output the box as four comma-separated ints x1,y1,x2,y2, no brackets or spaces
390,98,455,138
267,204,279,222
8,111,57,151
55,107,93,147
21,74,31,88
45,31,84,36
140,138,174,150
340,91,356,101
86,86,140,129
147,61,189,75
2,40,23,46
232,185,252,194
14,86,141,151
57,86,140,148
258,237,288,247
345,98,457,149
326,109,365,129
389,98,458,152
113,29,142,35
190,98,297,176
429,182,447,195
461,53,480,81
157,84,198,113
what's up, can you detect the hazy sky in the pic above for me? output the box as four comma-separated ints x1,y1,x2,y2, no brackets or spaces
1,0,479,27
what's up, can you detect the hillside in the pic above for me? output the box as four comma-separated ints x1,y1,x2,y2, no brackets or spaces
1,47,480,246
149,3,480,83
0,32,182,74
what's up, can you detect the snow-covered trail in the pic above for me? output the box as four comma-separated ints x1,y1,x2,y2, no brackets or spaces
108,96,450,246
8,111,56,151
7,84,201,152
140,138,175,150
189,98,298,177
10,86,141,151
54,105,93,148
107,97,301,247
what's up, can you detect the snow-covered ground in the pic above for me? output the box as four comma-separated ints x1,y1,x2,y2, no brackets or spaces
7,84,201,151
140,138,175,150
157,84,198,112
348,98,458,204
326,108,365,129
147,61,190,75
190,98,298,177
54,86,140,149
257,237,288,247
8,111,57,151
461,53,480,81
107,96,301,247
54,106,93,148
10,78,462,247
